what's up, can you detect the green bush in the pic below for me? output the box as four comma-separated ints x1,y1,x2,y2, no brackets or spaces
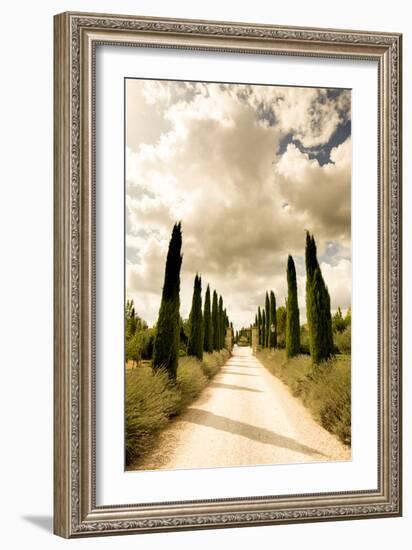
125,349,229,468
176,357,208,410
316,364,351,444
334,325,351,354
201,349,230,378
126,327,156,364
125,366,180,466
258,349,351,446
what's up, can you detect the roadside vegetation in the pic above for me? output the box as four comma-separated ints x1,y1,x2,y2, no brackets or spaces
126,223,352,465
253,231,351,447
125,222,234,467
257,349,351,446
126,349,230,467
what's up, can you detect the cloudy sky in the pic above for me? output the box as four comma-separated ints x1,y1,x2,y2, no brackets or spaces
125,79,351,330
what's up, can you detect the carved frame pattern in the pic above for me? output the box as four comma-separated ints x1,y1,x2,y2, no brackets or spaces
54,12,402,538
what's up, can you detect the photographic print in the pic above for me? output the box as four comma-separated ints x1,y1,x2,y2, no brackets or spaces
125,79,352,471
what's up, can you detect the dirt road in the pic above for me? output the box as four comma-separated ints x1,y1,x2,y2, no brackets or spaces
135,346,351,470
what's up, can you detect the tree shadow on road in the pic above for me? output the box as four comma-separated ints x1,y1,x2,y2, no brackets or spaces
209,382,264,393
216,370,260,377
184,408,326,458
224,363,261,369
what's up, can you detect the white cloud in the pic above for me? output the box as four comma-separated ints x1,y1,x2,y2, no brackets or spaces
125,80,351,329
274,138,351,244
321,259,352,313
241,86,350,147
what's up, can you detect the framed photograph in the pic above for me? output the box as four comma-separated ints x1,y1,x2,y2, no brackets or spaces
53,12,402,537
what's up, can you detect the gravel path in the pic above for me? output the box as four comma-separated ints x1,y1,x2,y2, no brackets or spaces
134,346,351,470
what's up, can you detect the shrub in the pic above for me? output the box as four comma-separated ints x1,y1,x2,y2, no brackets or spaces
176,357,208,410
305,359,351,445
334,325,351,354
125,366,180,466
258,349,351,446
203,349,230,377
125,349,229,468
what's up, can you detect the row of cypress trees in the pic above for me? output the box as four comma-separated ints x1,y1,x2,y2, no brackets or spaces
187,277,230,361
253,232,334,365
206,285,230,354
255,291,278,350
152,222,231,379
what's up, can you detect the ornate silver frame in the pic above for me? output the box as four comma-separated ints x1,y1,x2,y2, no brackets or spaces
53,11,402,538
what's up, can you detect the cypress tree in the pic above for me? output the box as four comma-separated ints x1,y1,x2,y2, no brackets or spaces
262,310,266,349
258,307,262,346
218,295,224,349
224,308,229,348
286,255,300,357
152,222,183,378
305,232,334,365
309,268,334,364
269,291,277,348
188,275,204,360
305,231,318,335
212,290,220,351
203,284,213,352
265,292,270,348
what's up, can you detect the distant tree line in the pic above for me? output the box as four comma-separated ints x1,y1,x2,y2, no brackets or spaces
234,327,251,346
253,231,349,367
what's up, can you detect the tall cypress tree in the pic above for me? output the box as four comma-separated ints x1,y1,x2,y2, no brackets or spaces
286,255,300,357
152,222,182,378
265,292,270,348
305,232,334,365
269,291,277,348
203,284,213,352
258,307,262,346
223,308,229,348
188,275,204,360
308,268,334,364
212,290,220,351
262,309,266,350
305,231,318,335
218,295,224,349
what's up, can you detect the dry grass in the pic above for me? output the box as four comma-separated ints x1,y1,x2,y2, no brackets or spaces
125,366,180,465
258,349,351,446
125,349,229,467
